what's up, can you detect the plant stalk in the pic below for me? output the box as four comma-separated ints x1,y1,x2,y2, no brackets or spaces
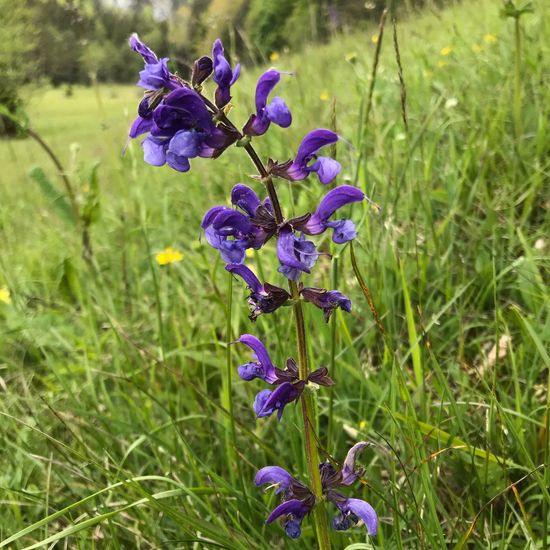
200,92,332,548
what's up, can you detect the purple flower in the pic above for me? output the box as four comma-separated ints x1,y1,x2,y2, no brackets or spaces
129,33,180,91
235,336,331,420
300,287,351,322
254,381,306,420
192,56,213,88
202,185,273,263
256,441,377,539
272,129,341,184
212,39,241,108
225,264,290,320
243,70,292,136
236,334,278,383
304,185,365,243
277,228,319,281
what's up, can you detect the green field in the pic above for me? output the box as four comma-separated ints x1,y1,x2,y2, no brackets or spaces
0,0,549,548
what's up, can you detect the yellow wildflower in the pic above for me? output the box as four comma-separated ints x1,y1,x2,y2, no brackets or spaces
359,420,367,430
440,46,452,56
319,90,330,102
483,33,497,44
269,51,280,61
371,34,379,45
155,247,183,266
0,286,11,304
245,248,254,258
472,43,482,54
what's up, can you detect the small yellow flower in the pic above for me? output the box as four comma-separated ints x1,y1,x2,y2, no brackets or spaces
245,248,254,258
440,46,452,56
471,43,482,54
483,33,497,44
0,286,11,304
319,90,330,102
437,59,449,68
371,34,379,45
359,420,367,430
269,51,280,61
155,247,183,266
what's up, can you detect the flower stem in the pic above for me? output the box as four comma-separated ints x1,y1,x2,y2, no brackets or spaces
244,141,331,550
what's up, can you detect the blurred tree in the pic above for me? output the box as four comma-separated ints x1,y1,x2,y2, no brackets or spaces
0,1,35,135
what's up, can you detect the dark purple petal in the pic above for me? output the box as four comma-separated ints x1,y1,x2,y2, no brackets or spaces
165,151,191,172
258,381,304,420
294,129,339,166
242,113,270,137
129,33,158,64
201,206,230,229
266,96,292,128
307,185,364,233
167,130,204,158
212,39,239,107
341,442,369,486
300,287,351,322
326,219,356,243
255,70,281,112
153,88,212,135
255,466,293,493
142,136,167,166
129,116,155,138
309,156,341,184
231,184,261,217
192,56,213,87
211,209,254,236
254,389,274,417
230,63,241,85
137,58,171,90
225,263,263,294
284,519,302,539
277,229,318,281
237,334,277,383
339,498,378,535
265,499,311,524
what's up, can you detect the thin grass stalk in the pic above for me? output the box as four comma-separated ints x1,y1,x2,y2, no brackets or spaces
223,272,236,485
513,16,523,141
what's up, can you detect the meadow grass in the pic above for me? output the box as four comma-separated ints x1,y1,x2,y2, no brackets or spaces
0,0,549,547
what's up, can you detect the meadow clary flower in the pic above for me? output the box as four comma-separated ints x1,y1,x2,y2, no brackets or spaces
256,442,377,539
272,129,341,184
212,39,241,108
133,87,237,171
243,70,292,136
236,335,333,420
300,287,351,321
225,264,290,320
202,185,272,263
277,228,319,281
129,33,180,92
303,184,365,243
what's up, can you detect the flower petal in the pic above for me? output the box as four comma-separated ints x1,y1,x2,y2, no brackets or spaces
306,185,365,234
225,263,263,294
142,136,167,166
167,130,203,158
294,129,339,166
255,466,293,492
309,156,341,184
237,334,277,383
265,499,311,524
326,219,357,243
129,33,158,64
231,184,261,217
341,498,378,535
165,151,190,172
266,96,292,128
129,116,155,139
255,70,281,112
254,389,274,417
341,442,369,485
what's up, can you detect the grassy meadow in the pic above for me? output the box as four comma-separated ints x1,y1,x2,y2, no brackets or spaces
0,0,549,548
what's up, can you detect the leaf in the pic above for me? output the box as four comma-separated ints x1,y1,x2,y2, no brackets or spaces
28,166,76,226
81,162,101,226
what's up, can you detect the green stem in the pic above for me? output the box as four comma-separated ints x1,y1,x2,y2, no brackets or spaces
243,141,331,549
513,16,522,140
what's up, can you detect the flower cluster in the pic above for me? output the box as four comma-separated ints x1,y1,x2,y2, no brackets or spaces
128,34,379,544
256,443,377,538
236,334,334,419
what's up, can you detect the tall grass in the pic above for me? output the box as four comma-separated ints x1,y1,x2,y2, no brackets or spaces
0,0,548,547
